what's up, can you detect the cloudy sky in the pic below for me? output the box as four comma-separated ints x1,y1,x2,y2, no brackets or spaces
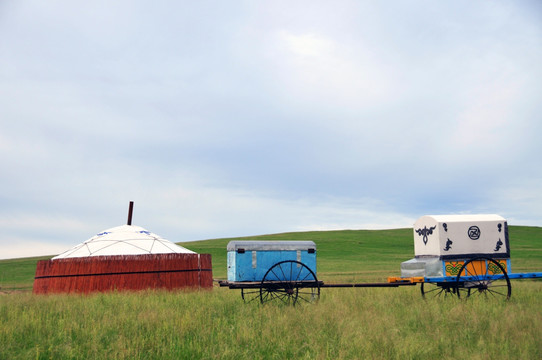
1,1,541,259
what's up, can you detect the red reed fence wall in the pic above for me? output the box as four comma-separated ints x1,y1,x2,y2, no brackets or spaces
33,253,212,294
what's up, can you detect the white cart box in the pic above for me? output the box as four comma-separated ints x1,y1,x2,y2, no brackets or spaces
413,214,509,260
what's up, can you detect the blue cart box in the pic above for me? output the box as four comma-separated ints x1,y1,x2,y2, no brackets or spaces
227,241,317,282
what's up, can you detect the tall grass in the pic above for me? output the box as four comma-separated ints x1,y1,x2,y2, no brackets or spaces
1,282,541,359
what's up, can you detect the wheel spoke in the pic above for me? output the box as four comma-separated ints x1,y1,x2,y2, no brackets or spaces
241,288,261,303
425,287,443,295
270,268,280,281
486,289,498,299
260,291,271,303
278,263,288,281
457,288,470,299
276,292,289,303
294,262,305,284
299,271,314,282
486,288,507,297
297,291,317,303
421,283,458,299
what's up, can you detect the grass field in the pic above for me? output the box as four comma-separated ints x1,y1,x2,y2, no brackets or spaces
1,226,541,359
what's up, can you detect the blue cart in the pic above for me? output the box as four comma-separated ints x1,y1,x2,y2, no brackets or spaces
221,241,320,305
219,240,418,305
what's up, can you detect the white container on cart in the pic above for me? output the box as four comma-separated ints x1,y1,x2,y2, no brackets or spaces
402,214,510,278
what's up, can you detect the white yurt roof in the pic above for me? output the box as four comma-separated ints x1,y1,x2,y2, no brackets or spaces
52,224,195,259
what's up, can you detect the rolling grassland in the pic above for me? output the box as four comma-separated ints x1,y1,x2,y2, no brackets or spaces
1,226,541,359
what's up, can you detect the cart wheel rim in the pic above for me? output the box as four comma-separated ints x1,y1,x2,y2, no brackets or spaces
455,257,511,300
259,260,320,305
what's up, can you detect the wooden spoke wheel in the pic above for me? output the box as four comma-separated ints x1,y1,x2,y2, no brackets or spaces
455,257,511,300
259,260,320,305
421,282,459,299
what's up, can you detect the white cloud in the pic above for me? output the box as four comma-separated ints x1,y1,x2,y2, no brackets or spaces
485,176,542,226
0,214,89,233
0,239,68,260
0,1,541,260
0,181,415,260
281,32,334,58
270,30,394,111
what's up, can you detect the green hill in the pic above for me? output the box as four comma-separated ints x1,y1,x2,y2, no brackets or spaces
1,226,541,291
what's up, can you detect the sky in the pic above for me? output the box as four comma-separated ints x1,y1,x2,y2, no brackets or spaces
1,1,541,259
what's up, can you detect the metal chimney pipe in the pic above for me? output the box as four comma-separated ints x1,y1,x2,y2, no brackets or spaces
127,201,134,225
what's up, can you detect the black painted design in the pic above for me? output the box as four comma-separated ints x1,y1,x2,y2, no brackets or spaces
443,223,448,232
494,238,503,251
498,223,502,233
415,226,436,245
443,238,453,251
468,226,481,240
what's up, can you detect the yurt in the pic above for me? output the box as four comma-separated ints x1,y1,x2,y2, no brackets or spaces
33,203,213,294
